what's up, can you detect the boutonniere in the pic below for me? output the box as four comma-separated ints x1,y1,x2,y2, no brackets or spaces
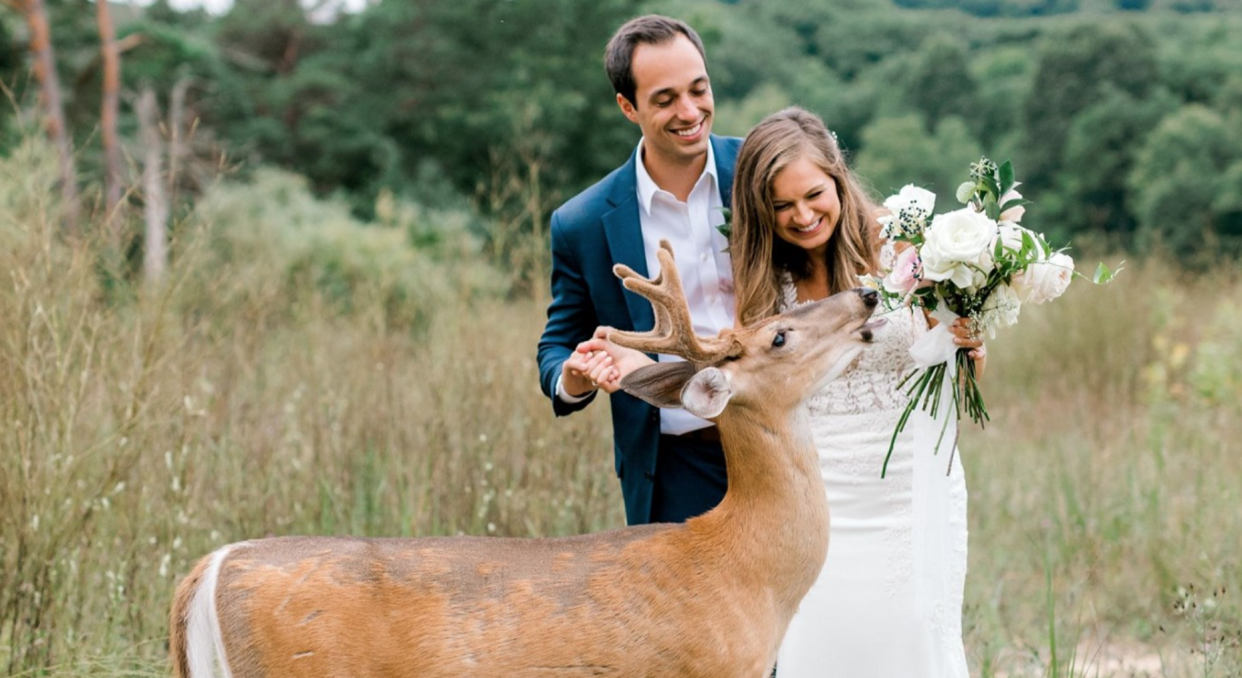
716,207,733,252
717,207,733,241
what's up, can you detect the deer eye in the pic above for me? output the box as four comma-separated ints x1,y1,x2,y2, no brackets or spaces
772,331,787,348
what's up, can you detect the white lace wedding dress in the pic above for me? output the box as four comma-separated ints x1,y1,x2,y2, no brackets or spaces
775,274,970,677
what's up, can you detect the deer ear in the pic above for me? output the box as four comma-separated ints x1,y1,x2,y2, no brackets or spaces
680,367,732,419
620,361,697,409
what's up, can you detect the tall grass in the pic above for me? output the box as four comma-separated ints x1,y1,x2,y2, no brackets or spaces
0,139,1238,676
969,257,1242,676
0,140,618,675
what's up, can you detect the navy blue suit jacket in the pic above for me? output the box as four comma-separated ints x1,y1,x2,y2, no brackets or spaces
537,135,743,525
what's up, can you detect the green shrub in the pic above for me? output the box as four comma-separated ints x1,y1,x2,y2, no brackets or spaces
187,168,508,332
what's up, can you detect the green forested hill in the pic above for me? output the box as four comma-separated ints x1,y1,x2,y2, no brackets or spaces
2,0,1240,260
895,0,1242,15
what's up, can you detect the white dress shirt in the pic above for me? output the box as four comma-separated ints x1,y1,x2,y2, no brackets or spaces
634,140,735,435
557,140,735,435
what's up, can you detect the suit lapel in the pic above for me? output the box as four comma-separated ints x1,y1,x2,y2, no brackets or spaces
712,134,737,210
603,136,737,332
602,149,655,332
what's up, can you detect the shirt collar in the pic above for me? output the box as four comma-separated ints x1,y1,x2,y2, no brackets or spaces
635,137,718,216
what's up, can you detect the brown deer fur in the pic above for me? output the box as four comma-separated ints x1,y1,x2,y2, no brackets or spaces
170,241,881,677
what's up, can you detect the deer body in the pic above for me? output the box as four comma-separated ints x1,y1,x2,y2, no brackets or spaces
171,242,878,678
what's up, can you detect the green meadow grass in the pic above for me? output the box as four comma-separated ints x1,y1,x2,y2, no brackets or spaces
968,259,1241,677
1,149,1238,675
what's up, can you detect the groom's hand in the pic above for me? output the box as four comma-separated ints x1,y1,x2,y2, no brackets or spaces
578,327,655,394
562,344,611,397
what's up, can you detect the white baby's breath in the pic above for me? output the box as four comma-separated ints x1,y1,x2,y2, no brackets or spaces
976,283,1022,334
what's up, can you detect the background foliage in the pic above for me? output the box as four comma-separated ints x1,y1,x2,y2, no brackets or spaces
2,0,1241,263
1,0,1240,675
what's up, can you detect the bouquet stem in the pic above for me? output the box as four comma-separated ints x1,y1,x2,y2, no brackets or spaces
880,349,988,478
958,349,989,427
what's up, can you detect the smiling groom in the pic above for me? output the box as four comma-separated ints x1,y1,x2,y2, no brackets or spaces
537,15,743,526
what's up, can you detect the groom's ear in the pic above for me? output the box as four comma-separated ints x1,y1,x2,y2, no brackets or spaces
617,93,639,124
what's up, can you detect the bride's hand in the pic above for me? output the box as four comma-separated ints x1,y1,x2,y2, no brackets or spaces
948,317,986,379
576,326,656,394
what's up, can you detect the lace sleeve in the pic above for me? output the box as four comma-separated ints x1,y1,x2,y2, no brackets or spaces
778,271,798,313
878,240,897,273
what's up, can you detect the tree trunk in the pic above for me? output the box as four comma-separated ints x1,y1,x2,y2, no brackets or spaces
168,76,192,208
98,0,124,237
22,0,79,230
136,88,167,287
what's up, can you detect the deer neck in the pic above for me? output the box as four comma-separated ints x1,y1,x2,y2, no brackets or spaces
692,403,830,606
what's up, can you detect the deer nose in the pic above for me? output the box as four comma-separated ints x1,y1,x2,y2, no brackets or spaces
857,287,879,307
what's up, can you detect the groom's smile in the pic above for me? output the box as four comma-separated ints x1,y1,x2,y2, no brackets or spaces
671,119,706,141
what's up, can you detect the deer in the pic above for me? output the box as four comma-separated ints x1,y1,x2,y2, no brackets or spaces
169,240,882,678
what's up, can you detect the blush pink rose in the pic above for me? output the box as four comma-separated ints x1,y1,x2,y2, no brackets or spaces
884,245,924,296
999,189,1026,223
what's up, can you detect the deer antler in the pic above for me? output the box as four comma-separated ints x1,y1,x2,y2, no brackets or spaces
609,240,739,364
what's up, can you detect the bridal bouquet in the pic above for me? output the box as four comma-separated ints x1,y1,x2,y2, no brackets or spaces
875,158,1118,476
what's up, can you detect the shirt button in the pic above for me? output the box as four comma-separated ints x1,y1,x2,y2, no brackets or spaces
700,252,709,262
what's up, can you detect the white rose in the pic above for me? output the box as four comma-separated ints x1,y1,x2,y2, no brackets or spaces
1015,252,1074,304
994,222,1025,254
883,184,936,217
966,268,988,295
920,208,998,289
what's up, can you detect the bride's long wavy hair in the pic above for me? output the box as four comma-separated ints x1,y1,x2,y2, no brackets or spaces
731,107,879,327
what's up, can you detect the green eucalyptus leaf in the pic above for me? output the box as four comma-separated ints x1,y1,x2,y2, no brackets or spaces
1042,238,1059,262
1000,198,1033,214
717,207,733,241
1093,261,1125,284
999,161,1015,195
985,198,1001,221
981,175,1001,199
1020,230,1036,259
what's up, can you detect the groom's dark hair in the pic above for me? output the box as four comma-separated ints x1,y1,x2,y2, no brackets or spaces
605,15,706,108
